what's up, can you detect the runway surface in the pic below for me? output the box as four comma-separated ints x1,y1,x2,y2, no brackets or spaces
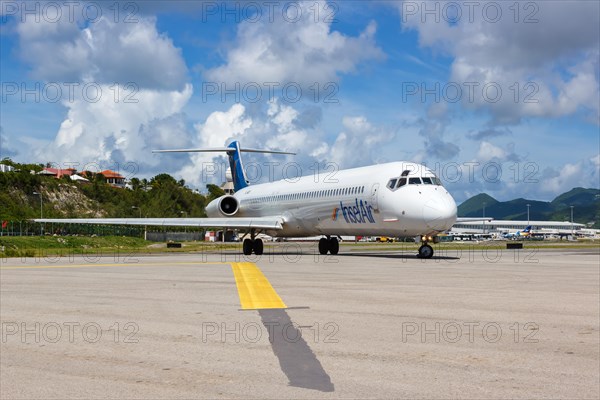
1,245,599,399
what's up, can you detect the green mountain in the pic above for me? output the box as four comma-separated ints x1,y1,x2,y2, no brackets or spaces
551,187,600,208
458,188,600,227
456,193,498,216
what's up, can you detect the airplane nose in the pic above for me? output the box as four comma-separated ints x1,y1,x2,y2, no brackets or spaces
422,193,457,231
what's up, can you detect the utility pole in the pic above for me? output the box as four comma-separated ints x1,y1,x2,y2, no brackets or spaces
180,211,187,234
527,204,530,226
132,206,144,239
482,202,486,234
132,206,141,218
570,205,574,238
33,191,43,235
32,191,43,218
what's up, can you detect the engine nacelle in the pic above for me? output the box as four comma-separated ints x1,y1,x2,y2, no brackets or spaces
206,195,239,217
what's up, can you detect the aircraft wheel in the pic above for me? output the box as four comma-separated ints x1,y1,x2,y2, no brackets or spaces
318,238,329,255
243,239,253,255
418,244,434,259
328,238,339,255
253,238,264,255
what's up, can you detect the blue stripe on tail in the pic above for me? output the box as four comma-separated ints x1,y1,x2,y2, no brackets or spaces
227,141,248,192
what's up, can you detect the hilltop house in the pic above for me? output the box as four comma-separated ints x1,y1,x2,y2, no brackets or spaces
38,167,89,183
81,170,126,188
38,167,76,178
0,164,15,173
100,170,126,187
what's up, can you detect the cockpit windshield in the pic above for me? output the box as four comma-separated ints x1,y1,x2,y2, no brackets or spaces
386,172,443,191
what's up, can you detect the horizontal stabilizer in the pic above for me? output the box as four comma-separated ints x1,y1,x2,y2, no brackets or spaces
152,147,295,155
153,140,294,192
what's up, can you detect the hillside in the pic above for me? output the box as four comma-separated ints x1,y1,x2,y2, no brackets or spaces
0,162,211,221
458,188,600,227
551,187,600,208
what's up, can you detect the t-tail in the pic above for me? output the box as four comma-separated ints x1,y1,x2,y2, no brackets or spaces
152,141,295,192
225,141,248,191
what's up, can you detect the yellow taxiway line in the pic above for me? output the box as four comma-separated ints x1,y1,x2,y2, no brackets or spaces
230,262,287,310
1,260,286,310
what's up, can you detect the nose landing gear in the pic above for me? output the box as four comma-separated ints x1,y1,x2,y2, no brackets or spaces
318,236,339,255
416,234,437,259
417,243,434,259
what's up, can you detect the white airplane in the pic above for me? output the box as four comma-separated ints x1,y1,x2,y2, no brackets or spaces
37,141,461,258
502,225,533,239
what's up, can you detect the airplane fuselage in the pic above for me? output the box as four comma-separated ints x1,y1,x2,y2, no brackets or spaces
35,142,460,258
214,161,458,238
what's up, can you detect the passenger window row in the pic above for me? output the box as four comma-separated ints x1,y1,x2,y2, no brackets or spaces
246,186,366,205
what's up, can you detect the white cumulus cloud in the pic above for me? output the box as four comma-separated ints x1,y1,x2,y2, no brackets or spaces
396,0,600,124
13,10,193,173
41,84,193,166
17,12,188,91
205,0,384,88
172,100,398,188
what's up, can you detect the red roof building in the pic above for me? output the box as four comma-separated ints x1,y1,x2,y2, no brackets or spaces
40,168,76,178
100,170,126,187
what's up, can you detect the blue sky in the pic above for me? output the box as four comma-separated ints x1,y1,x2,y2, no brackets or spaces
1,1,598,202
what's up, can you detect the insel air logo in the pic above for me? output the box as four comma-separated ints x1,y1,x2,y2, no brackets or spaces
333,199,375,224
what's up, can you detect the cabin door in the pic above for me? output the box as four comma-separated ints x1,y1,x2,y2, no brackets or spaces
370,183,379,211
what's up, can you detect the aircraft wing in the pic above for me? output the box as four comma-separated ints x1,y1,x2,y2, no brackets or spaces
34,217,284,230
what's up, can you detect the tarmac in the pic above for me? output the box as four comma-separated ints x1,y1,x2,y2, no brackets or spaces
1,244,599,399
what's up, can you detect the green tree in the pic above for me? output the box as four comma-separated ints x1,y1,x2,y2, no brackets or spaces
206,184,225,202
130,177,141,191
151,173,177,188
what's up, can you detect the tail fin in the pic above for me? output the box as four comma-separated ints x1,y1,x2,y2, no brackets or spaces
226,141,248,191
153,141,295,192
523,225,532,232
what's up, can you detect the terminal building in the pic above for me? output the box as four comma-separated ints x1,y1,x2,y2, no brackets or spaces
451,220,588,237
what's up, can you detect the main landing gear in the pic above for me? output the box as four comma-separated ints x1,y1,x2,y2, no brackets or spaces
242,229,264,255
318,236,339,255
